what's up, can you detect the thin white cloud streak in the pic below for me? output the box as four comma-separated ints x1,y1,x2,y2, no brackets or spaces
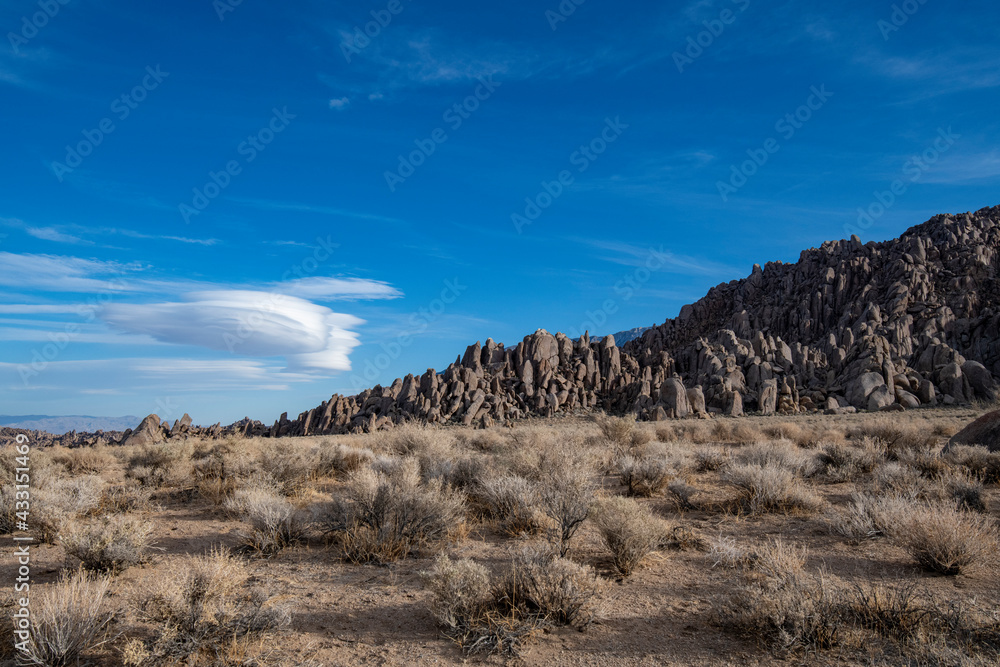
0,252,140,293
229,197,406,225
573,238,741,277
279,277,402,301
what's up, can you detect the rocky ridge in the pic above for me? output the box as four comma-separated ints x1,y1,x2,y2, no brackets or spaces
4,206,998,446
263,206,999,436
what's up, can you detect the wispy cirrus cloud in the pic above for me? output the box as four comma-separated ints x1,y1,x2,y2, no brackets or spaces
229,197,406,225
574,238,741,277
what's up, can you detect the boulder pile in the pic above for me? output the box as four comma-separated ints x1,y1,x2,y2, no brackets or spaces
267,206,1000,435
5,206,997,446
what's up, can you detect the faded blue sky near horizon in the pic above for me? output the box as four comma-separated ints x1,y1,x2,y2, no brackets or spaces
1,0,998,425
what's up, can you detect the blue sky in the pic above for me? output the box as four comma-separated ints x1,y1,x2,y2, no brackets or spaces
1,0,998,425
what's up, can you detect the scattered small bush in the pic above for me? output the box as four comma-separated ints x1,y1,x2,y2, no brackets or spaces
722,463,821,514
18,569,117,667
536,464,593,556
591,496,666,577
815,439,885,481
694,447,729,472
61,515,156,572
477,474,541,536
324,461,465,563
315,442,375,477
99,484,153,514
595,413,635,449
943,445,1000,484
829,493,910,544
126,442,188,488
134,548,290,664
50,446,115,475
846,581,927,642
496,545,605,629
617,454,671,497
225,486,308,556
888,501,998,575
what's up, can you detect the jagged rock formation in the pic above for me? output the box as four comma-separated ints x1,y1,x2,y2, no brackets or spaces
4,206,998,447
263,206,1000,436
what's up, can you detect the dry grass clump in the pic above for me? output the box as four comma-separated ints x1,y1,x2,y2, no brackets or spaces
713,539,840,652
477,474,542,536
828,493,912,543
943,445,1000,484
253,442,315,496
131,548,290,665
815,438,886,482
851,417,939,459
61,515,157,572
667,479,699,510
845,581,927,643
29,476,104,543
126,442,189,488
694,446,729,472
50,445,116,475
314,441,375,477
763,422,804,443
535,460,593,556
722,463,821,515
323,459,465,563
224,486,309,556
99,484,154,514
712,420,762,445
595,412,635,450
591,496,667,577
17,569,117,667
654,423,678,442
888,501,998,575
616,453,672,497
734,440,817,476
497,545,605,628
422,547,603,657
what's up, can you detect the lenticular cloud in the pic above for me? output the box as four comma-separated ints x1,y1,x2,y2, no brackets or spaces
102,290,363,372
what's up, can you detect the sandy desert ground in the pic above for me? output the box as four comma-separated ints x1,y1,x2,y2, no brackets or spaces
3,404,999,666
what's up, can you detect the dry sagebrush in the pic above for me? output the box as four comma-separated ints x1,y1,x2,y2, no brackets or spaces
61,514,157,572
130,548,290,665
17,569,117,667
323,459,465,563
591,496,667,577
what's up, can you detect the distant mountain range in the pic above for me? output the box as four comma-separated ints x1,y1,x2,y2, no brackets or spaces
591,327,652,346
0,415,139,434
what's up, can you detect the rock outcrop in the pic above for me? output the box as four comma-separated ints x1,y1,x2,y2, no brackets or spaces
4,206,999,446
261,206,1000,435
945,410,1000,453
